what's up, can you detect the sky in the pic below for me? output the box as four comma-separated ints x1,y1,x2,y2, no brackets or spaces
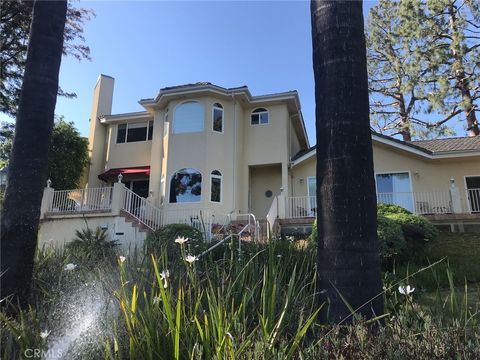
2,0,377,145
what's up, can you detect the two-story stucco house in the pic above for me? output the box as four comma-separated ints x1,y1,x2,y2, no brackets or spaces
38,75,480,248
86,74,309,224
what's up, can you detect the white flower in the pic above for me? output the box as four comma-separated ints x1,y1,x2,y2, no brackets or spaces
175,236,189,245
160,270,170,288
276,254,282,258
398,285,415,295
160,270,170,280
185,255,198,264
119,256,126,263
64,263,77,271
40,330,51,339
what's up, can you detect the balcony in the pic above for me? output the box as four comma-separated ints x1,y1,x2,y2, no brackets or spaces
282,188,480,219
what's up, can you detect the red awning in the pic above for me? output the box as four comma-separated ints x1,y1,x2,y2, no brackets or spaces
98,166,150,181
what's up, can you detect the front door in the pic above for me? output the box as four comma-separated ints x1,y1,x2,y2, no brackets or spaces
466,176,480,213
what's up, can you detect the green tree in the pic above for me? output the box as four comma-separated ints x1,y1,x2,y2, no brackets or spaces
48,119,89,189
0,119,89,189
366,0,457,141
421,0,480,136
0,0,93,117
366,0,480,139
311,0,384,322
1,0,67,305
0,122,15,167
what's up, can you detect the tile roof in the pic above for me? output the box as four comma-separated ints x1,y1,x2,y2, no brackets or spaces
291,133,480,162
410,137,480,153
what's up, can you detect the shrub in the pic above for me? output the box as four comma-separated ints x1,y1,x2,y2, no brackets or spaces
377,203,411,216
65,227,118,266
308,203,438,265
377,214,406,260
379,203,439,256
145,223,204,257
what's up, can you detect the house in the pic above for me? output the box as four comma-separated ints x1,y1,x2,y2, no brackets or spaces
37,75,480,248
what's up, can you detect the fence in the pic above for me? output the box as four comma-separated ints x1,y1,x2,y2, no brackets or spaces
285,196,317,218
467,188,480,213
48,187,112,213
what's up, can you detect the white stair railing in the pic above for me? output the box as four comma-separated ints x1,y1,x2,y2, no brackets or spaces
231,213,260,243
121,186,214,239
121,186,163,231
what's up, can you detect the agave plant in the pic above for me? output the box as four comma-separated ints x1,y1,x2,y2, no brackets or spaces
65,227,118,266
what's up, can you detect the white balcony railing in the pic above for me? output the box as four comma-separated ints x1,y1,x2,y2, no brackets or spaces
286,196,317,218
48,187,112,213
377,191,453,214
285,190,464,218
467,188,480,213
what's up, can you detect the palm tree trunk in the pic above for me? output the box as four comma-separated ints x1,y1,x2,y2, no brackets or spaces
311,0,384,323
1,0,67,306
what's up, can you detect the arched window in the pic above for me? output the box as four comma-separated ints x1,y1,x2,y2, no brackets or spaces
210,170,222,203
212,103,224,133
251,108,268,125
169,168,202,203
173,101,204,134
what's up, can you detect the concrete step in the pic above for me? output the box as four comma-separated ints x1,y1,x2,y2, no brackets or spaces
119,210,152,233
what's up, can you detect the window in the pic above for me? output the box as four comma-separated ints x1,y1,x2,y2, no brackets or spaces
210,170,222,202
212,103,223,133
375,172,413,212
169,168,202,203
173,101,204,134
116,121,153,143
251,108,268,125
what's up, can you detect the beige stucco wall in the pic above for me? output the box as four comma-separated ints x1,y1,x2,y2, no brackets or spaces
144,97,295,220
290,140,480,211
103,121,153,171
38,214,146,251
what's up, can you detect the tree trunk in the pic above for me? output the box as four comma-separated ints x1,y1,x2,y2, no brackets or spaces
311,0,384,323
1,0,67,306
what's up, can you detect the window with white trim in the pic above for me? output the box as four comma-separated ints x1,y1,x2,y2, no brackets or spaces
210,170,222,203
212,103,223,133
173,101,204,134
169,168,202,203
251,108,268,125
116,121,153,143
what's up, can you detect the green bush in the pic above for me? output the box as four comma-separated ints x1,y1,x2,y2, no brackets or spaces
145,223,204,257
377,214,406,260
379,203,439,256
377,203,412,216
309,203,438,265
65,227,118,266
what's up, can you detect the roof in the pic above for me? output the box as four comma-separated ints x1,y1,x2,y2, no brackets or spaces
291,133,480,165
138,82,310,149
410,137,480,153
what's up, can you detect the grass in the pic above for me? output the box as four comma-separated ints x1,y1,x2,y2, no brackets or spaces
1,230,480,359
392,231,480,290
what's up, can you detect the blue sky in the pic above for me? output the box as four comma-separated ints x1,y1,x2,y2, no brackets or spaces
2,1,377,144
